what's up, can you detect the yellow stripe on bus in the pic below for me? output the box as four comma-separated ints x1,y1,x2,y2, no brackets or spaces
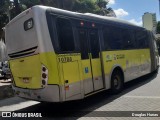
9,49,150,89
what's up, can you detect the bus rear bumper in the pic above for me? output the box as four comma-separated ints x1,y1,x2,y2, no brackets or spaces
12,85,60,102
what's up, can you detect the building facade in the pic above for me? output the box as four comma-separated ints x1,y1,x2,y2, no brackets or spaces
142,12,157,33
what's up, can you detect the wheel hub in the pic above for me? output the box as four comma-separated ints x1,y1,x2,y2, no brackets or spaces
114,76,120,89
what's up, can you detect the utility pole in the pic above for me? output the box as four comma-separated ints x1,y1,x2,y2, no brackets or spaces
7,6,11,22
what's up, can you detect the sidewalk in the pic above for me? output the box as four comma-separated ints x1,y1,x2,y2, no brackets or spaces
0,79,14,100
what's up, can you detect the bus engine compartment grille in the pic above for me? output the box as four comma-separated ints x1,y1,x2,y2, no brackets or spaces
8,46,38,58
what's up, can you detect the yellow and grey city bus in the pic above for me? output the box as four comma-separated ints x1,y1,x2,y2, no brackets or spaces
5,5,159,102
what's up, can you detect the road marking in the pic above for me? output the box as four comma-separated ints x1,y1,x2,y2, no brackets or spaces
124,96,160,99
0,97,39,112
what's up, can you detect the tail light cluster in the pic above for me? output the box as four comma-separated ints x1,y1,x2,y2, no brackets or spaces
41,64,48,88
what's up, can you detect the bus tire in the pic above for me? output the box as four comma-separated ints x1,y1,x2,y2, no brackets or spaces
111,70,124,94
154,67,159,74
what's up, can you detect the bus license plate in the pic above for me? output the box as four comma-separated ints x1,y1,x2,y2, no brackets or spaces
23,78,29,83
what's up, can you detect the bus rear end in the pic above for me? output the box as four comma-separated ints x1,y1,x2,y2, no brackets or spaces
5,7,60,102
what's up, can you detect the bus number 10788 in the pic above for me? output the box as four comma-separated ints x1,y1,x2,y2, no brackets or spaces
58,57,73,63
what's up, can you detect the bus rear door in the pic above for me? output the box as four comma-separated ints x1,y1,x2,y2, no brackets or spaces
78,28,104,95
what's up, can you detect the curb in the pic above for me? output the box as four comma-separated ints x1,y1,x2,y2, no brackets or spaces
0,85,14,100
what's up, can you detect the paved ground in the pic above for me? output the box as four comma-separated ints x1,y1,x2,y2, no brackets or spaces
78,70,160,120
0,79,13,100
0,69,160,120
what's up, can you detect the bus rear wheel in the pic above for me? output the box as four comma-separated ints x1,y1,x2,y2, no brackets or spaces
111,70,124,94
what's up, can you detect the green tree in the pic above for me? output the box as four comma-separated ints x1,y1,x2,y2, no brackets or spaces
0,0,13,39
19,0,41,8
73,0,100,13
72,0,114,16
0,0,114,39
157,21,160,34
97,0,108,8
62,0,75,10
20,0,59,8
14,0,21,15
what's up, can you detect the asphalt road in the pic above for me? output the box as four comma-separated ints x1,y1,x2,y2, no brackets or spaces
0,69,160,120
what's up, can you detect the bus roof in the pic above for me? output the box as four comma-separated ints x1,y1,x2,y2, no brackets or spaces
7,5,145,30
36,5,144,30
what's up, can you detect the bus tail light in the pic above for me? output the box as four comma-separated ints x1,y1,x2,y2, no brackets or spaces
42,66,46,72
41,65,48,87
42,73,47,79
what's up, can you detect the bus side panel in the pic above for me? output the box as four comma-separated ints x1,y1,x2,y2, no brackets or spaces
81,60,94,94
125,49,150,80
102,49,151,89
125,50,140,81
102,51,126,89
39,52,62,101
139,49,151,76
57,54,83,101
39,52,60,85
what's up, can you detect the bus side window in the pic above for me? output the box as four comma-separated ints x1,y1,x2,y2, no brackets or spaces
78,29,89,59
103,26,123,50
89,29,100,58
136,30,149,49
122,29,136,49
103,28,110,50
56,18,75,52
